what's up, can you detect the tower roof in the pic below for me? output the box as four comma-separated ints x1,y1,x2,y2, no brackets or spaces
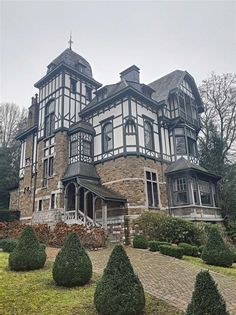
47,48,93,78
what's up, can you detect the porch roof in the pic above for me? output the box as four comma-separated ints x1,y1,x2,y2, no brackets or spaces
165,157,221,180
77,178,127,203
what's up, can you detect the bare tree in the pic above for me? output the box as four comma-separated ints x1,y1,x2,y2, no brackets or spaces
199,73,236,162
0,103,27,147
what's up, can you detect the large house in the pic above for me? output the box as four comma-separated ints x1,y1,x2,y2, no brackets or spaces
9,46,222,238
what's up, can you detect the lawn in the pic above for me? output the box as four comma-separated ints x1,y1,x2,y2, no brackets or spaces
183,256,236,278
0,252,182,315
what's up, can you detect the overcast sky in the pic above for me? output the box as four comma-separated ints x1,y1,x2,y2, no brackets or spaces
1,0,236,108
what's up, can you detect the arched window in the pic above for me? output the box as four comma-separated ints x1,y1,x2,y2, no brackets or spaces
102,122,113,152
144,121,154,150
45,100,55,137
125,119,136,135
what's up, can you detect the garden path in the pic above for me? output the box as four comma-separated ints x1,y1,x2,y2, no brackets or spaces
46,247,236,314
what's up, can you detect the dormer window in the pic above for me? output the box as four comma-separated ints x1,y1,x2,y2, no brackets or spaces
70,78,77,94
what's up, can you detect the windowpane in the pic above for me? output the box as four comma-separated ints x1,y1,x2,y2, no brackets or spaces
199,180,211,206
125,120,136,135
153,183,158,207
83,141,91,156
175,136,186,155
144,121,154,150
38,200,42,211
187,137,196,157
172,177,188,205
49,157,54,177
51,194,55,209
146,171,151,180
70,141,78,157
103,122,113,152
147,181,153,206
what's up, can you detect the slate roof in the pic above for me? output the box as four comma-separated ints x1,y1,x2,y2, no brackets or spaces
149,70,204,112
62,162,100,181
149,70,185,103
47,48,93,78
165,157,221,180
68,121,95,135
81,78,155,114
77,178,126,202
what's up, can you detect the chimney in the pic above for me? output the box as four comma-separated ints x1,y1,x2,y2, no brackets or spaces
120,65,140,83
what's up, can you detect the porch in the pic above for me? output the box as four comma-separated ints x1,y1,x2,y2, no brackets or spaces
63,178,127,230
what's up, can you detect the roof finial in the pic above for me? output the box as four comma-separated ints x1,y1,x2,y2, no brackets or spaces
68,32,73,50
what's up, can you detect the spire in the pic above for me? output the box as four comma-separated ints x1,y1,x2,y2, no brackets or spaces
68,32,73,50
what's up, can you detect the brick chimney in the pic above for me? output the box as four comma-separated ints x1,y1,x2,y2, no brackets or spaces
120,65,140,83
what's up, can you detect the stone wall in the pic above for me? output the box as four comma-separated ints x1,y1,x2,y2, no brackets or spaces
96,156,169,216
9,189,19,209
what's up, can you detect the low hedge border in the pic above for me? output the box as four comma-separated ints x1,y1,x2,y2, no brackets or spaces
0,238,18,252
178,243,199,257
133,235,148,249
159,245,184,259
148,241,172,252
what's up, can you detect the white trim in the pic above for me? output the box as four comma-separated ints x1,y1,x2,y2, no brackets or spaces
20,216,32,221
103,177,144,185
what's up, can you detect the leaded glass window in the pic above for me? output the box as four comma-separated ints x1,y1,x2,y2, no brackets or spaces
173,177,188,205
146,171,159,207
102,122,113,152
144,121,154,150
45,100,55,137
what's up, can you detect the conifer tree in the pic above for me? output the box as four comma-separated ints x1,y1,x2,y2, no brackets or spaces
186,270,229,315
52,232,92,287
9,225,46,271
94,245,145,315
202,226,233,267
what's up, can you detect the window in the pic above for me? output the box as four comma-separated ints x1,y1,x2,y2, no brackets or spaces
45,100,55,137
38,200,42,211
144,121,154,150
83,140,91,157
70,140,78,157
146,171,159,207
199,180,211,206
125,119,136,135
173,177,188,205
192,178,200,204
70,79,77,94
85,87,92,102
187,137,197,157
102,122,113,152
175,136,186,155
51,194,55,209
43,157,54,186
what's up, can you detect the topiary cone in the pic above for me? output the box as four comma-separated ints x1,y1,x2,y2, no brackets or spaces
186,270,229,315
202,226,233,267
52,232,92,287
94,245,145,315
9,225,46,271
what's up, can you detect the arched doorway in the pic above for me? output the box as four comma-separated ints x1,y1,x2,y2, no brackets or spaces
66,183,76,211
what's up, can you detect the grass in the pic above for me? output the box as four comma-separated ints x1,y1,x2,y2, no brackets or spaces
0,252,182,315
183,255,236,278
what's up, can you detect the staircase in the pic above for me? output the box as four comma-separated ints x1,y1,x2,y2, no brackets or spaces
64,209,99,228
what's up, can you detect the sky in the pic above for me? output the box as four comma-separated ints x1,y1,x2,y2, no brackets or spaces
1,0,236,109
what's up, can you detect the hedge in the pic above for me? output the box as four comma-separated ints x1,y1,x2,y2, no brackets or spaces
137,212,203,245
148,241,171,252
159,245,184,259
178,243,199,257
133,235,148,249
0,210,20,222
0,238,18,252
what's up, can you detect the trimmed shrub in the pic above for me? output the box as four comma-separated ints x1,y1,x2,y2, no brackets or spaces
133,234,148,249
186,270,229,315
159,245,184,259
148,241,159,252
9,226,46,271
94,245,145,315
52,232,92,287
137,212,203,245
178,243,199,257
0,238,18,252
202,226,233,267
0,210,20,222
